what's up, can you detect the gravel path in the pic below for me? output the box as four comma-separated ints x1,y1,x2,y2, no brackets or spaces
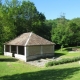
27,57,61,67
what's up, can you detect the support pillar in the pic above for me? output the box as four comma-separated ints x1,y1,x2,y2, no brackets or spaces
4,45,5,55
4,45,5,52
9,45,11,53
53,45,55,55
16,46,18,54
24,46,27,62
41,46,43,55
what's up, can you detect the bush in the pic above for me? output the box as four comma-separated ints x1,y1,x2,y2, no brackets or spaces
46,61,53,67
45,56,80,67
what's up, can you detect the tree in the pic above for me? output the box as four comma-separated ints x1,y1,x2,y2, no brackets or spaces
67,21,80,46
2,0,20,38
10,0,46,36
51,16,80,48
51,15,69,48
42,19,57,40
2,0,46,38
0,0,46,54
0,0,4,53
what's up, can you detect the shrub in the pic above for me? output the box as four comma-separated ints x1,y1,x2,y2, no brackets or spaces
46,61,53,67
45,56,80,67
53,60,59,65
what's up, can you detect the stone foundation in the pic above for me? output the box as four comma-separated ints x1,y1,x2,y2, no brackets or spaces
15,54,26,62
4,52,12,57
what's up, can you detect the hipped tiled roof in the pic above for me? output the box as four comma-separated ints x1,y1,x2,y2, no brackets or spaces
5,32,55,46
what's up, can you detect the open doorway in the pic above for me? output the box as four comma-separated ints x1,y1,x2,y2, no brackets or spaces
11,45,16,57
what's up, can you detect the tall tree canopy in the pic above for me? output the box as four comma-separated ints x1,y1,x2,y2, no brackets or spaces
1,0,46,40
51,16,80,47
67,20,80,45
0,0,80,53
0,0,46,53
51,15,69,47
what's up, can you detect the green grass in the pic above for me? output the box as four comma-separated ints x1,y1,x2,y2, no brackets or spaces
0,55,80,80
55,47,80,58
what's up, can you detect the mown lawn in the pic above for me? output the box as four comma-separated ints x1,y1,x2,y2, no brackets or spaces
55,47,80,58
0,55,80,80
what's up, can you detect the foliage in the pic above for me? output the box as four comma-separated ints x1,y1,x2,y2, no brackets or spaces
2,0,46,37
1,0,80,54
0,0,46,54
45,56,80,67
51,15,69,47
51,16,80,47
67,20,80,45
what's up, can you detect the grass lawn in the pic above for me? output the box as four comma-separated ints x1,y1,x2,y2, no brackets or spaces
55,47,80,58
0,55,80,80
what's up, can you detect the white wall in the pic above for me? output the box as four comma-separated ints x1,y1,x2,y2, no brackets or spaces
4,52,13,57
15,54,26,62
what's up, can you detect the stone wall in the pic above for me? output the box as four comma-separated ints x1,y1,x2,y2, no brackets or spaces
27,46,41,56
42,45,54,54
26,45,54,61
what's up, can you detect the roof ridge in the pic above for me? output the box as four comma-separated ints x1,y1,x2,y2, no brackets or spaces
25,32,32,46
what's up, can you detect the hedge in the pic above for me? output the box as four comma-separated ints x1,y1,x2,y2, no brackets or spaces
45,56,80,67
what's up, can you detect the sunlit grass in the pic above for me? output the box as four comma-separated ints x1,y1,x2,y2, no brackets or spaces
55,46,80,58
0,47,80,80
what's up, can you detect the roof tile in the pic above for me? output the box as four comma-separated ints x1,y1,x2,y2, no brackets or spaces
5,32,55,46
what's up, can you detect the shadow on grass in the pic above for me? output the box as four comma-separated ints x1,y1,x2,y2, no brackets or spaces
55,52,65,57
0,58,18,62
76,46,80,48
0,67,80,80
65,47,72,51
